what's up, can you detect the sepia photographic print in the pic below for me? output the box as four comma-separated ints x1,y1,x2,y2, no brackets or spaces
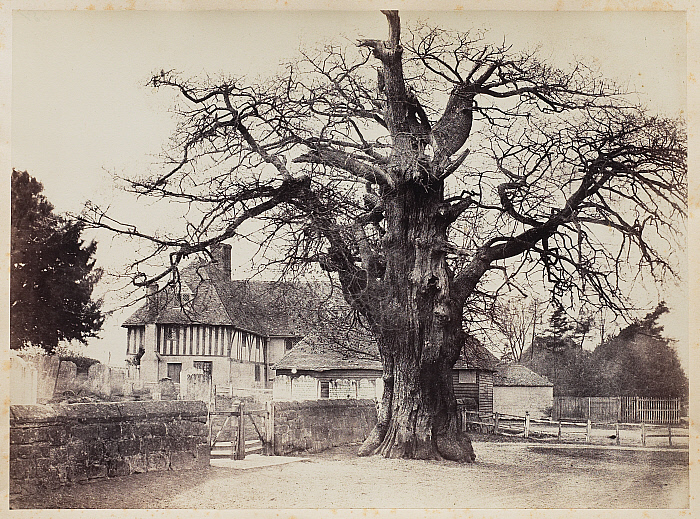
4,2,694,517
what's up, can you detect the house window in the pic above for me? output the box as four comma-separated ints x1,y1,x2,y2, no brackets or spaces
164,326,177,355
167,363,182,383
194,361,212,376
255,364,261,382
127,326,144,355
458,370,477,384
320,381,330,399
285,338,295,351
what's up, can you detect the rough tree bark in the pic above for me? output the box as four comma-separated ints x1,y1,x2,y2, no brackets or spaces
356,11,476,461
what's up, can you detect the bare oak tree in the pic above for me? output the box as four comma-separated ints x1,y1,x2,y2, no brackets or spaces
83,11,685,461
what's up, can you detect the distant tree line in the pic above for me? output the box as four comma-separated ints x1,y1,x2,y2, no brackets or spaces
521,302,688,399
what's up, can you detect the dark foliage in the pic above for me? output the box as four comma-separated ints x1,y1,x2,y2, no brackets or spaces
11,169,105,352
588,303,687,398
523,303,687,399
523,341,594,396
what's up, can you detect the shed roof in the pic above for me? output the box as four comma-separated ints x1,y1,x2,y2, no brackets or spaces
453,336,500,371
493,363,553,387
274,330,498,373
272,326,382,372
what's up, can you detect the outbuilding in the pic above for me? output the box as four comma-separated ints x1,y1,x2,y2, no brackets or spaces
493,363,554,420
272,327,383,401
274,330,498,417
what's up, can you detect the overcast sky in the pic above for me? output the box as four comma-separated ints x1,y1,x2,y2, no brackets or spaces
9,9,689,368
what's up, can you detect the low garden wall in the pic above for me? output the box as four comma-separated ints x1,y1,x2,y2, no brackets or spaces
273,399,377,455
10,400,209,496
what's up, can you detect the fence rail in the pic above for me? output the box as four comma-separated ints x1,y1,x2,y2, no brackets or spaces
552,396,681,424
458,406,688,448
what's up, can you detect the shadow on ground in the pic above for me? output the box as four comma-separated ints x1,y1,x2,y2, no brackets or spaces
11,441,689,509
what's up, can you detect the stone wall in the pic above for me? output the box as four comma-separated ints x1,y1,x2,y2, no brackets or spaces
273,399,377,455
10,400,209,496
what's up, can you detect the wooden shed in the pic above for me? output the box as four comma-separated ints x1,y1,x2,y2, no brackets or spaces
452,337,500,416
271,327,383,401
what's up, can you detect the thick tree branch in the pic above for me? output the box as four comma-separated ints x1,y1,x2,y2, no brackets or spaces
293,148,395,188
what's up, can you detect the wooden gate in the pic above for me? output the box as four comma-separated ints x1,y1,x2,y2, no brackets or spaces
209,401,275,459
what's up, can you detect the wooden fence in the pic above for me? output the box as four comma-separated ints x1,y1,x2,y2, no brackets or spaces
552,396,681,424
621,397,681,424
458,407,688,447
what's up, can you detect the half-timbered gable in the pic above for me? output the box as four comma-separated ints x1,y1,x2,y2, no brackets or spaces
122,244,316,389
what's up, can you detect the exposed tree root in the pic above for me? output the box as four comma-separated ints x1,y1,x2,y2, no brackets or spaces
358,424,385,457
358,423,476,462
436,432,476,462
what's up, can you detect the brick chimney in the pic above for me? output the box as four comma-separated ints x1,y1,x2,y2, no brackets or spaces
210,243,232,280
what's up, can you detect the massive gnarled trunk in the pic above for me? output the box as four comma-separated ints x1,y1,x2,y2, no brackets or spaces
355,11,477,462
357,177,475,461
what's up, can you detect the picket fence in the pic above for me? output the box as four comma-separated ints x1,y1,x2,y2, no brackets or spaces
552,396,681,424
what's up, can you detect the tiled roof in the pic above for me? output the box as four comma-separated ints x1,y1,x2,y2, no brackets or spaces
493,363,553,387
122,268,238,327
275,331,499,373
121,256,502,374
272,326,382,371
122,259,340,337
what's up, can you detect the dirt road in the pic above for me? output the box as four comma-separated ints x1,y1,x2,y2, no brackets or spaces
11,441,689,509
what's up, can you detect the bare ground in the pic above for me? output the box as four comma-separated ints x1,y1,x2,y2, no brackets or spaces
11,440,689,510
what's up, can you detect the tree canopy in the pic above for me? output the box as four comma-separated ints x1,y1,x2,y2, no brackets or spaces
523,303,687,399
81,12,685,460
588,303,687,398
11,169,105,353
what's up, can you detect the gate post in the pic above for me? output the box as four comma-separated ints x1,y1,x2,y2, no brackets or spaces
587,397,591,421
230,414,236,460
586,419,591,443
236,402,246,460
524,412,530,438
265,400,275,455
